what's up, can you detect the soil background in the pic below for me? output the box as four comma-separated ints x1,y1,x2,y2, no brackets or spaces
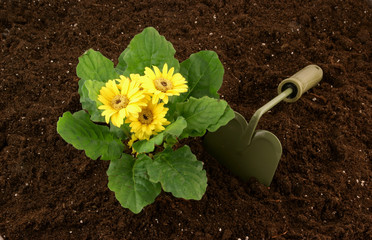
1,0,371,239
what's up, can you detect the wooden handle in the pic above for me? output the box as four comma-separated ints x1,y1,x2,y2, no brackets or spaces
278,65,323,102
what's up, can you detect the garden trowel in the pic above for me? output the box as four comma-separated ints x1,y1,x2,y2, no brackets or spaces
203,65,323,186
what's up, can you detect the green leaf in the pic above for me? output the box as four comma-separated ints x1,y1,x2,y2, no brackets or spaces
115,48,130,75
132,117,187,153
110,122,131,140
76,49,120,122
147,146,207,200
122,27,179,75
162,116,187,137
132,133,164,154
176,97,228,138
79,80,105,122
57,111,124,160
107,154,161,214
178,50,224,102
207,104,235,132
164,135,178,147
165,96,181,122
76,49,120,83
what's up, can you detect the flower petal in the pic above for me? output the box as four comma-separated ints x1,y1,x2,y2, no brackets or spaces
144,67,156,80
153,66,162,78
162,63,168,76
111,112,123,127
120,77,130,95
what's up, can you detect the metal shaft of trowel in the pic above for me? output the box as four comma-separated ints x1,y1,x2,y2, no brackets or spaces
244,87,293,146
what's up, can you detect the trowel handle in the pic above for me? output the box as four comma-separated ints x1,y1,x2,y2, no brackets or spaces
278,65,323,102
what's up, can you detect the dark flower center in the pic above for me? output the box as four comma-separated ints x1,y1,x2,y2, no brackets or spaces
155,78,173,92
111,95,129,110
138,109,153,124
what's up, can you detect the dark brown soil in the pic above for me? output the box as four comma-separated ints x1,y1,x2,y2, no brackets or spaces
1,0,371,239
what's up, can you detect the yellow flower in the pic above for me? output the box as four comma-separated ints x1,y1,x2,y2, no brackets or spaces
117,74,143,90
97,76,147,127
143,63,188,104
119,74,152,101
127,135,138,154
126,100,170,140
127,135,138,148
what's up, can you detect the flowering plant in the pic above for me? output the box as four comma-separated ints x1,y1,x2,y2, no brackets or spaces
57,27,234,213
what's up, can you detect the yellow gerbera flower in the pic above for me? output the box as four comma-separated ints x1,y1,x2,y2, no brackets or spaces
117,74,143,90
143,63,188,104
126,100,170,140
118,74,153,101
127,135,138,148
97,77,147,127
127,134,138,154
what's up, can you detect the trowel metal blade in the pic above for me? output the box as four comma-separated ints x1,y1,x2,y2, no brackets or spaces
203,113,282,186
